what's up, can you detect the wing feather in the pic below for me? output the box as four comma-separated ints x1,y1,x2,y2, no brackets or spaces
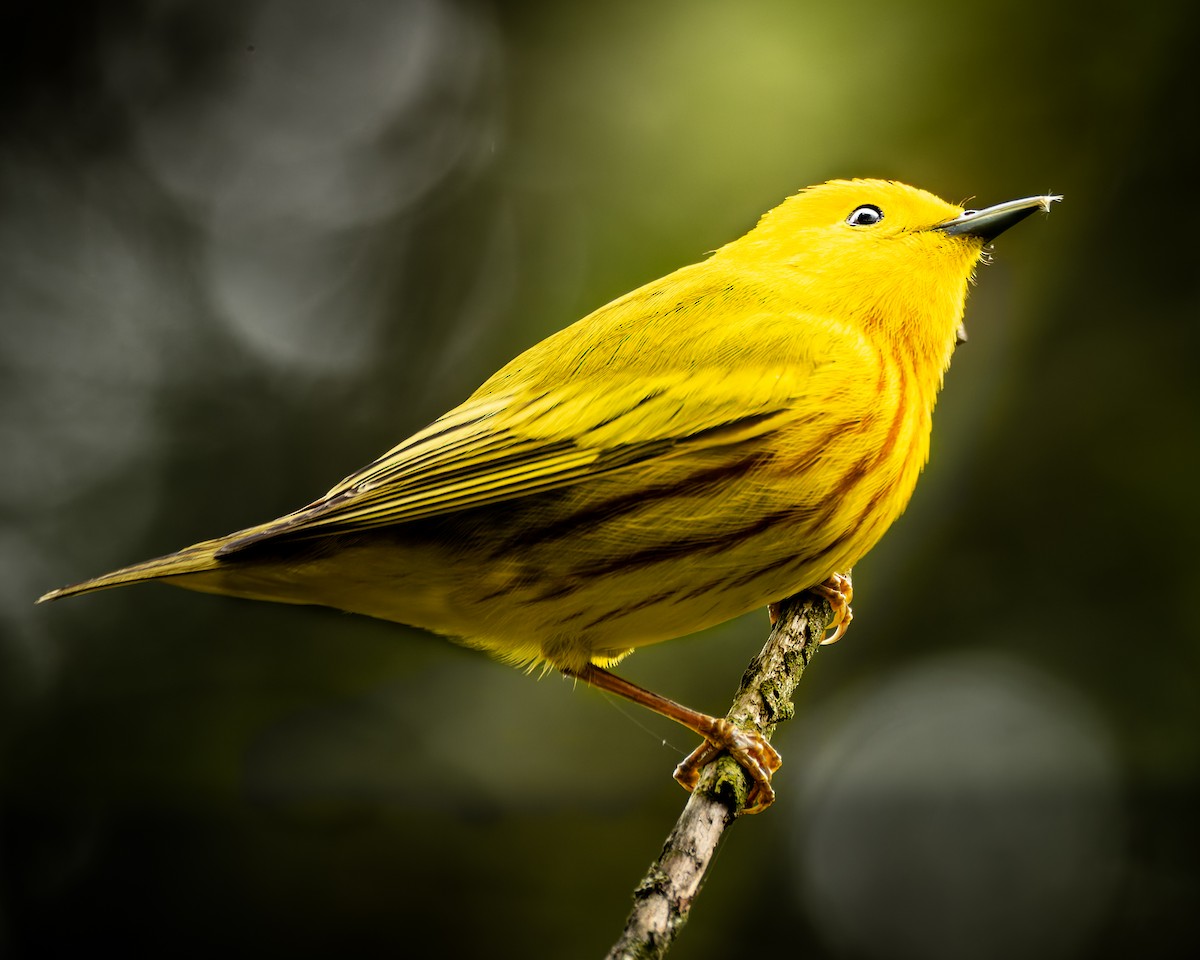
216,371,808,556
215,266,872,557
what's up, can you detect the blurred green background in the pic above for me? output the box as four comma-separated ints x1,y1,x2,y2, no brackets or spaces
3,0,1197,957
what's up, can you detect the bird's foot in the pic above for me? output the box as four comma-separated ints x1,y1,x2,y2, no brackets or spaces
673,718,782,815
809,571,853,644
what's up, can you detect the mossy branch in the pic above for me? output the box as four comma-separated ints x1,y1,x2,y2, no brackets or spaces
603,579,842,960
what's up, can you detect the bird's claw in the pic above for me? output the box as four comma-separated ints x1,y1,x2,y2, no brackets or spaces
809,572,853,644
673,718,782,815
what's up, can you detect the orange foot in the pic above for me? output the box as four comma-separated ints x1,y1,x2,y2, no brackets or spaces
673,718,783,815
768,572,853,643
809,571,854,644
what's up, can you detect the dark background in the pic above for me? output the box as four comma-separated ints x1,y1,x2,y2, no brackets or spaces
3,1,1197,957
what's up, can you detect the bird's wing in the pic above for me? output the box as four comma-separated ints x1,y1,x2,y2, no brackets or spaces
214,355,839,556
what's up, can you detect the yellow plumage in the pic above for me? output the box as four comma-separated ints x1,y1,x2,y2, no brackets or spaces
41,178,1058,811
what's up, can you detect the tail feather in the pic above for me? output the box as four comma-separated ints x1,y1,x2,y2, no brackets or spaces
38,538,227,603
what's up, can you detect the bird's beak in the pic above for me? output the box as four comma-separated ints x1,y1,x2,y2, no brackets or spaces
930,195,1062,242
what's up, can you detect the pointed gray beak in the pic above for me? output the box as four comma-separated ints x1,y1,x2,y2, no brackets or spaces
930,195,1062,242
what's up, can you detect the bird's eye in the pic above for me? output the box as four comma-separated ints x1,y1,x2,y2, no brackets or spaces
846,205,883,226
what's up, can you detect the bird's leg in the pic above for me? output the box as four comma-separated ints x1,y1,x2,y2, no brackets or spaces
809,571,853,644
566,663,781,815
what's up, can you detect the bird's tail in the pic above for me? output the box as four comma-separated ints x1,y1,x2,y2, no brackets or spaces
38,537,227,603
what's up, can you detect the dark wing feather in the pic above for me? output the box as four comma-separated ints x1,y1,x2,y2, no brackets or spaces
215,373,802,556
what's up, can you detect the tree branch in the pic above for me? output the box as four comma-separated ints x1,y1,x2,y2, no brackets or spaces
603,579,842,960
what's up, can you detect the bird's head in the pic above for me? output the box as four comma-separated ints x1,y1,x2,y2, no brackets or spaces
720,178,1059,369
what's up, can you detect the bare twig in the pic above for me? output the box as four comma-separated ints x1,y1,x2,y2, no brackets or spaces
603,580,842,960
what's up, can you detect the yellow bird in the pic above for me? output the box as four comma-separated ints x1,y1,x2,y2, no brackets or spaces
40,179,1059,812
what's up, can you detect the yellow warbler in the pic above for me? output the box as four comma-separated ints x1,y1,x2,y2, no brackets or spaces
41,179,1059,812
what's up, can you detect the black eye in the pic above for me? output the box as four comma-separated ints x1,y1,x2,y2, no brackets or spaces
846,204,883,226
